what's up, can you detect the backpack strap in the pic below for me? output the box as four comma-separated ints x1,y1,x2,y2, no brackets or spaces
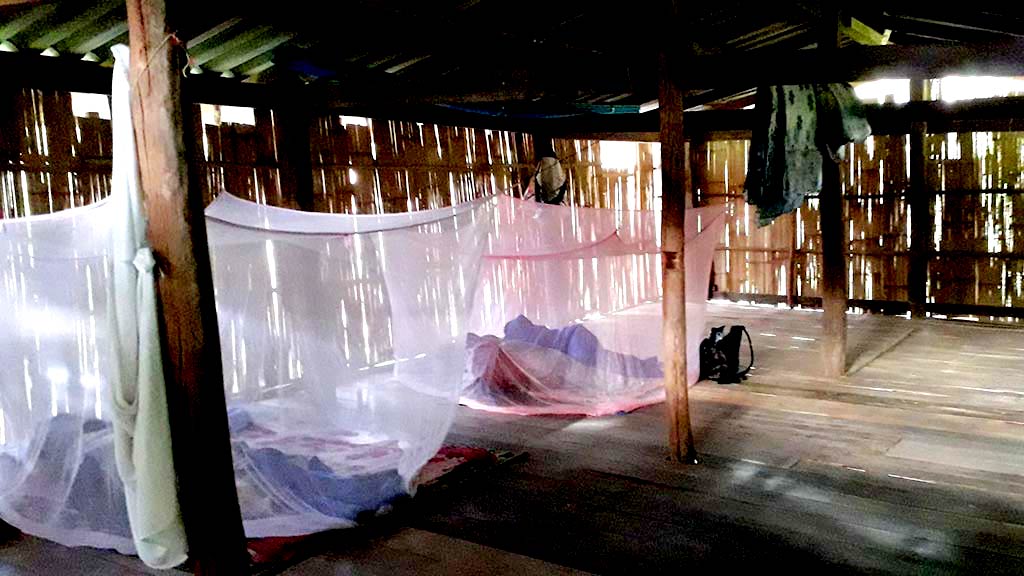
736,326,755,379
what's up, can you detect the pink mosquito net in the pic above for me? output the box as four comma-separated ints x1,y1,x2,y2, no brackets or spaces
0,190,723,555
464,196,726,416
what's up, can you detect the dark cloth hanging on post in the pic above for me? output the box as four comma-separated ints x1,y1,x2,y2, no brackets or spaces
744,83,871,226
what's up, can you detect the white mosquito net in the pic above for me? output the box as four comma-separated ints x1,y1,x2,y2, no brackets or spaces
464,196,726,416
0,192,489,552
0,148,724,560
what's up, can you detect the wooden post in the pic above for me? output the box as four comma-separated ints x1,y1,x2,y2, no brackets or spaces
908,77,929,318
276,108,315,211
659,0,697,464
126,1,249,574
819,5,847,377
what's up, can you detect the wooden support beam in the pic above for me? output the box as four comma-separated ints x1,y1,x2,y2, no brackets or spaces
840,17,891,46
908,78,929,319
818,5,847,378
678,39,1024,89
275,107,315,211
125,0,249,574
10,47,1024,141
659,0,697,465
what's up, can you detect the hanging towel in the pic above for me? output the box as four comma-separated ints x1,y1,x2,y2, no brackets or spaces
744,83,870,226
109,43,188,570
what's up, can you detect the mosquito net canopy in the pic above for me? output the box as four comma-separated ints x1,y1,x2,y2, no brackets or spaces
0,192,489,554
464,196,726,416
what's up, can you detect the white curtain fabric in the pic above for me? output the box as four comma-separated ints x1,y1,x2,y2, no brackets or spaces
108,44,187,569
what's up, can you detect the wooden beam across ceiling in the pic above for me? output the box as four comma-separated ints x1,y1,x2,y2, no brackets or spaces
840,16,890,45
678,39,1024,89
7,43,1024,138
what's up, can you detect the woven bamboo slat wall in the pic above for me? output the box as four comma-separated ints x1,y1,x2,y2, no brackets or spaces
197,106,282,207
551,139,664,210
0,88,111,218
4,89,1023,315
697,133,1024,312
310,117,534,214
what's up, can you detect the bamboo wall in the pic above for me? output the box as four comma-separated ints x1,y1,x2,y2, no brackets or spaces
197,107,281,207
696,133,1024,311
551,139,663,210
3,88,1022,314
309,116,532,214
0,88,111,218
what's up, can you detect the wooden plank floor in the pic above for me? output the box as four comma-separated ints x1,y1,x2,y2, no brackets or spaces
411,303,1024,574
2,302,1023,574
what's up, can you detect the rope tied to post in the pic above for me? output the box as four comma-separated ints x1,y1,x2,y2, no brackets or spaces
129,32,187,90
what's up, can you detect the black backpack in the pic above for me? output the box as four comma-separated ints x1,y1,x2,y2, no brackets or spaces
699,325,754,384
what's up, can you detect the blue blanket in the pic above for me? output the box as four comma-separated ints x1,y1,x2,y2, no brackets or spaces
503,315,662,378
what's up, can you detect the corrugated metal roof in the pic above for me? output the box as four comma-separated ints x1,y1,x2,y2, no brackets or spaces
2,1,1023,111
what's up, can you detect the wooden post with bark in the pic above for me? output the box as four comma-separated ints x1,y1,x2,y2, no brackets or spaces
819,5,847,378
125,0,249,573
660,0,697,464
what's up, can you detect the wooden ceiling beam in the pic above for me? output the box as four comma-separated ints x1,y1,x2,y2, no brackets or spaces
840,16,890,45
6,45,1024,138
678,40,1024,89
